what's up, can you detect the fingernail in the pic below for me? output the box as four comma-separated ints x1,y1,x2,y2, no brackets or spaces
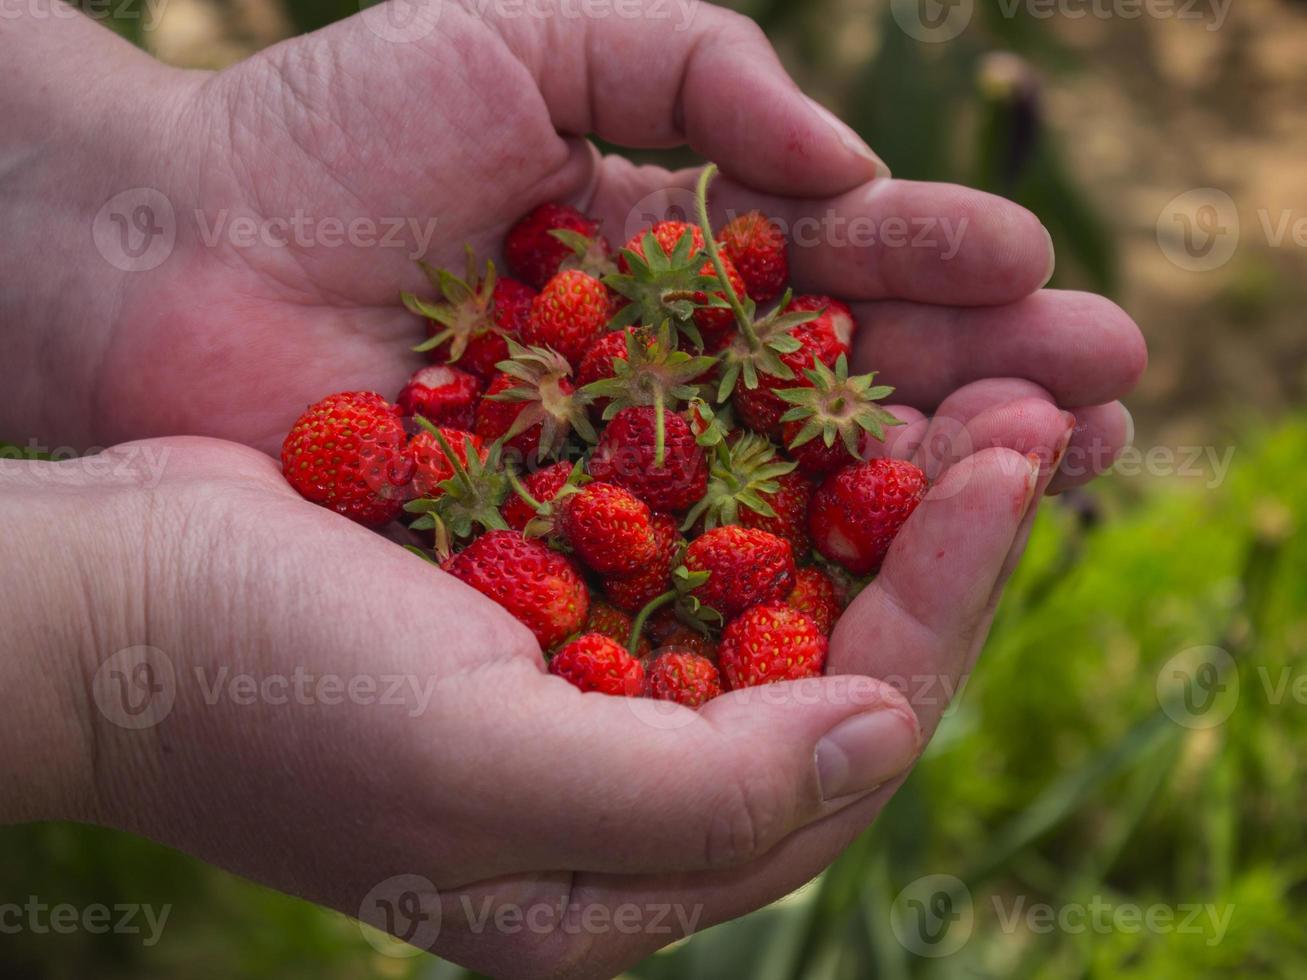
1120,403,1136,449
1039,226,1056,288
803,95,890,178
815,708,920,801
1023,452,1042,512
1052,412,1077,470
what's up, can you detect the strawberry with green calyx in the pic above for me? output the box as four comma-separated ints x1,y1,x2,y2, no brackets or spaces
476,341,597,461
409,425,487,499
681,432,798,534
581,324,717,467
603,224,725,349
404,420,510,551
505,202,613,290
625,564,723,656
682,525,797,622
403,249,529,379
778,354,902,476
692,166,821,402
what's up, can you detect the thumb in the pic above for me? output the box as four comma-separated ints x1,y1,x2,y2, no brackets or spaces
478,667,922,875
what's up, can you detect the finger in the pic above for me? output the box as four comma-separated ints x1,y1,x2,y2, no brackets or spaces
459,669,922,877
852,290,1148,410
858,404,927,461
484,2,885,195
1049,401,1134,494
589,161,1051,306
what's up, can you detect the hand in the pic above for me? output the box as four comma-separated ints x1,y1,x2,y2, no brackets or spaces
2,1,1142,495
3,395,1067,978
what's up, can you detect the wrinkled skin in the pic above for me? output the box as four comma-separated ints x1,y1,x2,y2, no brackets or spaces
0,3,1145,977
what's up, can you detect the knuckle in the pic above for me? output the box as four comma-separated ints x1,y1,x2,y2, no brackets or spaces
703,771,790,867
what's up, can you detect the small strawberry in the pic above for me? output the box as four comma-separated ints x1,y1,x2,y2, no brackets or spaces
588,406,708,513
585,599,652,659
410,427,486,499
522,269,613,368
505,203,613,290
718,604,828,690
576,327,639,391
809,458,928,575
732,313,851,437
644,651,722,708
739,469,814,558
501,460,573,531
605,513,683,614
281,392,413,527
779,355,902,477
557,482,658,576
683,525,797,621
646,611,719,661
474,343,596,464
786,565,842,635
403,253,535,379
549,633,645,696
717,211,788,304
787,295,857,349
396,365,482,430
443,530,589,650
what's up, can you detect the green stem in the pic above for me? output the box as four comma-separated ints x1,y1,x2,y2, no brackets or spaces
653,387,667,469
694,164,759,350
504,466,545,513
628,590,677,656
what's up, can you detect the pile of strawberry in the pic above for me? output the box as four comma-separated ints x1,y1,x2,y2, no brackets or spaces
280,166,927,709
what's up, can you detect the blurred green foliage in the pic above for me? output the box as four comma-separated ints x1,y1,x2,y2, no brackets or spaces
4,419,1304,978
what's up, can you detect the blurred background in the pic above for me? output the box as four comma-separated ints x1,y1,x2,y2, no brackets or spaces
4,0,1306,977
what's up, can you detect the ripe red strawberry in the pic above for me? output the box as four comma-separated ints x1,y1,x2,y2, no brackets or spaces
588,406,707,513
585,599,652,659
473,346,594,464
576,327,639,390
786,565,842,635
646,612,719,661
717,211,788,304
683,525,797,621
558,482,658,576
605,513,683,614
619,221,705,269
787,295,857,349
809,458,928,575
505,203,612,291
739,469,813,557
719,604,828,690
405,259,536,380
443,530,589,649
522,269,612,368
783,420,870,477
779,355,901,477
396,365,482,429
281,392,413,527
733,313,851,437
644,651,722,708
410,427,486,498
549,633,645,696
502,460,573,531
